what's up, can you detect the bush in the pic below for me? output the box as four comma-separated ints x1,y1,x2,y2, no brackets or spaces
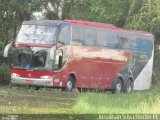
0,41,4,63
0,63,11,85
152,45,160,89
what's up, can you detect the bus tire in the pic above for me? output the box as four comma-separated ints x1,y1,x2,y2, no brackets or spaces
125,79,133,93
111,78,123,94
66,76,75,92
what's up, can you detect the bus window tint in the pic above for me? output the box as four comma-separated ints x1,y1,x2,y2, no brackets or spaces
84,28,96,47
16,25,57,44
106,31,118,48
134,37,153,53
97,30,107,48
58,25,71,45
117,36,130,49
72,26,84,46
116,33,153,53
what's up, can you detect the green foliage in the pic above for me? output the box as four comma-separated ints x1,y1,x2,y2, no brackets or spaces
152,45,160,88
0,0,42,43
61,0,130,27
0,41,4,48
0,63,10,85
0,41,4,56
125,0,160,42
0,40,10,85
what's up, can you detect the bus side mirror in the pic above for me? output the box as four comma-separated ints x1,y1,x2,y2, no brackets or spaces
50,46,56,60
3,43,12,57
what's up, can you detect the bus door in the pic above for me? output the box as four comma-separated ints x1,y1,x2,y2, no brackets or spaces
53,25,71,87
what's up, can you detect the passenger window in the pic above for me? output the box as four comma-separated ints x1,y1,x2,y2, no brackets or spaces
134,37,153,53
97,30,107,48
72,26,84,46
117,36,130,49
58,25,71,45
84,28,96,47
106,31,118,48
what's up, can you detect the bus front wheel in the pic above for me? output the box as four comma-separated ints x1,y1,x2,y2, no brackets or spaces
66,76,75,92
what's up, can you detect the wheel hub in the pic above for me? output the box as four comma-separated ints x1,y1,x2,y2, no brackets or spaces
116,83,122,92
67,81,72,90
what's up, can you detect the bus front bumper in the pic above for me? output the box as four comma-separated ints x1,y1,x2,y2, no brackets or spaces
11,76,53,87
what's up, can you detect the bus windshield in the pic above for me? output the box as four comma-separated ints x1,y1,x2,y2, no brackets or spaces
16,25,57,45
12,47,53,70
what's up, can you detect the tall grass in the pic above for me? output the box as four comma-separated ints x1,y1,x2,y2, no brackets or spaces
72,89,160,114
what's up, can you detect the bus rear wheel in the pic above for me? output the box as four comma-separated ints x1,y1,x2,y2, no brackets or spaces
112,78,123,94
66,76,75,92
125,79,133,93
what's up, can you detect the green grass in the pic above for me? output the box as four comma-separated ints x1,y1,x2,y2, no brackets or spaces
72,89,160,114
0,85,160,115
0,86,77,114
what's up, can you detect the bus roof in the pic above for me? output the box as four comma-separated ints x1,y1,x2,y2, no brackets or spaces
23,20,65,27
23,20,153,37
64,20,117,28
64,20,153,36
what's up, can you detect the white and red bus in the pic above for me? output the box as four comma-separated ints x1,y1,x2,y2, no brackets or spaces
4,20,154,93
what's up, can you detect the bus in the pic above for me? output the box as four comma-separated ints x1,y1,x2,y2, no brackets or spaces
4,20,154,93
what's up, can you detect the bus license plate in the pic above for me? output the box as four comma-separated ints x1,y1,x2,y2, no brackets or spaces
25,80,33,84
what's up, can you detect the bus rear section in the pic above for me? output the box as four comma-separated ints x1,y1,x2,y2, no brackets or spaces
66,21,154,93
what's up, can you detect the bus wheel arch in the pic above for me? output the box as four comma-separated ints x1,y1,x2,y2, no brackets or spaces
66,73,76,92
125,77,134,93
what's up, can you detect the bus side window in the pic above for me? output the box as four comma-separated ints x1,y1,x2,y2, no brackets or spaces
72,26,84,46
84,28,96,47
106,31,118,48
117,36,130,49
58,25,71,45
97,30,107,48
134,38,153,53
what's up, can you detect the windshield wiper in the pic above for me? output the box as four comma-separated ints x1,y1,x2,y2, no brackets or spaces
30,67,52,71
12,66,28,70
57,41,64,44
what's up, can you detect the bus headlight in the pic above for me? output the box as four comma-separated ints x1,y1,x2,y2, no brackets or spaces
11,73,20,77
40,76,52,79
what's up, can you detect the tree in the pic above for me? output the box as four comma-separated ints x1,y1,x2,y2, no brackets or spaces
0,0,42,44
125,0,160,43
